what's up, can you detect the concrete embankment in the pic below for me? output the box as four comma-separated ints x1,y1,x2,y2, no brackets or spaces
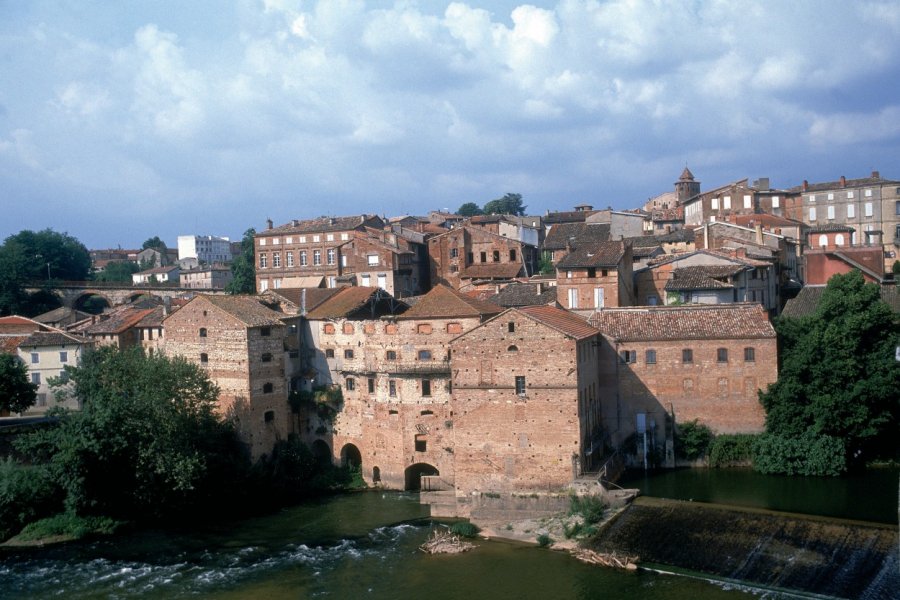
590,496,899,599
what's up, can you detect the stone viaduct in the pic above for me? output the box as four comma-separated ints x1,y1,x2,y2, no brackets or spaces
27,282,226,311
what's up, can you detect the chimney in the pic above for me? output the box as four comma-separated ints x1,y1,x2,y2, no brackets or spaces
292,219,299,227
755,224,764,245
802,180,808,191
163,296,171,317
301,289,307,316
266,218,273,230
329,218,336,225
840,175,846,187
871,170,880,179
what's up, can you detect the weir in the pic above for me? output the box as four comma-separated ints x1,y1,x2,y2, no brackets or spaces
590,496,899,598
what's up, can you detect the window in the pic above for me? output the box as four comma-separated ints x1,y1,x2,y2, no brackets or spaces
835,234,844,246
313,235,320,242
361,274,371,286
299,236,306,243
417,324,433,334
827,193,834,200
864,202,873,217
450,248,458,258
418,350,432,360
368,378,375,394
260,327,271,337
327,248,336,265
479,251,486,263
467,252,474,264
493,250,500,262
682,349,693,364
847,191,854,199
199,328,207,338
377,274,386,289
59,351,68,363
346,378,355,391
509,249,517,261
259,254,267,268
568,288,578,309
343,322,355,334
744,347,755,362
717,348,728,363
261,352,272,362
864,189,872,197
415,435,427,452
447,322,462,334
809,207,817,221
31,372,41,385
645,349,657,364
273,253,281,267
772,196,780,208
819,234,827,247
389,380,397,397
620,350,637,364
809,194,816,202
594,287,605,309
848,204,856,219
507,345,518,352
386,350,397,360
895,201,900,216
344,349,354,359
313,250,321,265
200,353,208,363
300,251,308,266
711,197,719,210
743,195,751,209
263,382,273,394
341,233,349,241
422,379,432,396
326,234,334,242
827,205,835,220
723,195,731,209
515,376,526,396
286,252,294,267
507,322,515,333
325,349,335,358
367,254,379,266
323,323,335,334
30,353,39,364
264,410,275,423
272,237,280,245
647,294,658,306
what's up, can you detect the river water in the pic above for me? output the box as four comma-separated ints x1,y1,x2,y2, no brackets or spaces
1,491,756,600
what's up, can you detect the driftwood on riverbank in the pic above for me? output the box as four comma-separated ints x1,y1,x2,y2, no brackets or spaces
419,529,475,554
571,548,639,570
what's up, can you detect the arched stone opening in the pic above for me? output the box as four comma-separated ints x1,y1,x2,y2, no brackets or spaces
311,439,332,466
404,463,439,491
340,443,362,469
372,466,381,483
128,292,155,304
73,292,111,314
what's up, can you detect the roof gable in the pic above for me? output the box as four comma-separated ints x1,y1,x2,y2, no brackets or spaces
399,284,503,319
556,241,625,268
304,287,409,320
589,303,775,341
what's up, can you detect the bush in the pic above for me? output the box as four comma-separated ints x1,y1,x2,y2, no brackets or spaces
0,459,62,541
674,420,714,461
536,533,553,547
709,434,758,467
449,522,480,538
753,432,846,476
569,494,607,525
16,513,123,542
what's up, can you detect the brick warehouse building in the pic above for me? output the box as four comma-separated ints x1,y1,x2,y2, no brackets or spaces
449,305,603,509
589,303,777,466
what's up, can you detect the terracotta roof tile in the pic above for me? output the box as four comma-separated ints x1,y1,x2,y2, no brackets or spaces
543,223,610,250
807,223,855,233
517,305,599,340
304,287,408,320
488,283,558,307
268,288,342,312
399,285,503,319
664,265,743,291
461,263,524,279
195,295,287,327
589,303,775,341
20,331,92,348
0,335,29,354
790,175,900,193
264,215,383,235
84,307,156,335
556,241,625,268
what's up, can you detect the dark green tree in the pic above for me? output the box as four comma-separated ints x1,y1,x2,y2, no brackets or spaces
16,347,245,519
94,261,140,283
457,202,483,217
757,271,899,474
483,193,526,216
141,236,167,251
227,228,256,294
0,355,37,414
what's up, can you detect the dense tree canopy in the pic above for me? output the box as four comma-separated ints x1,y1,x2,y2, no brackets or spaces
141,236,167,251
757,271,899,474
227,228,256,294
483,193,526,216
457,202,483,217
0,355,37,414
93,261,140,283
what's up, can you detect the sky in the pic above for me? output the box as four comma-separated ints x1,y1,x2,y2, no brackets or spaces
2,0,900,249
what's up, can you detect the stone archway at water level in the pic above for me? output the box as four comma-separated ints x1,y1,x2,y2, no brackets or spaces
404,463,439,491
340,443,362,469
311,439,332,466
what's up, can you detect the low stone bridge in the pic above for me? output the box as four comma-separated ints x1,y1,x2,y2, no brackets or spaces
27,282,226,310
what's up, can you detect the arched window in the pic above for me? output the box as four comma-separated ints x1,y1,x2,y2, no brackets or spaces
818,234,828,247
507,345,518,352
835,234,845,246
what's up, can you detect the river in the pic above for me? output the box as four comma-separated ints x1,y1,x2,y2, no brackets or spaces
2,491,757,599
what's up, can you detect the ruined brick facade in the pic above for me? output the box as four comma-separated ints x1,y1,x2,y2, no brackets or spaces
427,225,532,290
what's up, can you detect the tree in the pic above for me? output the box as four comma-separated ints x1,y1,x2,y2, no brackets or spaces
16,347,245,519
0,355,37,414
227,228,256,294
483,193,526,216
141,236,167,251
94,261,140,283
457,202,483,217
757,271,899,474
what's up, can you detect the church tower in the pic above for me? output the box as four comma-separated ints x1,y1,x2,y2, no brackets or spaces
674,167,700,204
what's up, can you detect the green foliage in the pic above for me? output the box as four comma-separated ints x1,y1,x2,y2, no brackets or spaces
674,420,714,461
94,261,140,283
753,432,846,476
758,271,899,473
227,228,256,294
16,513,123,542
536,533,553,547
568,494,607,525
483,193,526,216
15,346,245,520
0,459,62,541
0,354,38,414
538,254,554,275
892,260,900,276
142,236,167,251
0,229,90,316
457,202,483,217
449,522,480,538
708,434,758,467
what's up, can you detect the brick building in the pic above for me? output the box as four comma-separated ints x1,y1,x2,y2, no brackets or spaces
163,295,295,459
450,306,603,505
683,178,791,227
555,241,634,310
427,225,536,291
589,303,777,465
804,225,885,284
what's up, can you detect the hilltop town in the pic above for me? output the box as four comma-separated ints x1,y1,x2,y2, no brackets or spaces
2,168,899,518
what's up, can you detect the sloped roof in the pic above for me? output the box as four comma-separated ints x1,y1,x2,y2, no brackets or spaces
33,306,93,324
782,283,900,318
399,284,503,319
488,283,558,307
543,210,597,225
268,287,341,312
664,265,740,291
135,306,167,328
198,295,287,327
20,331,92,348
556,241,625,268
84,307,156,335
543,223,610,250
730,213,803,229
791,175,900,193
461,263,524,280
807,223,855,233
589,303,775,341
517,305,599,340
631,245,664,258
0,316,43,331
264,215,382,235
135,265,179,275
0,335,29,354
304,287,408,320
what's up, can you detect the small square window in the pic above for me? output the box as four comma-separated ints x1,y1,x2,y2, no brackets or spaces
31,372,41,385
30,353,39,364
263,382,273,394
515,376,526,396
645,349,656,364
507,322,515,333
717,348,728,363
682,349,693,364
620,350,637,364
389,380,397,397
417,350,432,360
264,410,275,423
325,349,335,358
346,378,355,391
744,347,755,362
260,327,271,337
59,351,68,363
344,349,354,359
422,379,432,396
386,350,397,360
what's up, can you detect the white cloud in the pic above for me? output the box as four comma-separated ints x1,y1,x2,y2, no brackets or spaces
54,82,111,116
